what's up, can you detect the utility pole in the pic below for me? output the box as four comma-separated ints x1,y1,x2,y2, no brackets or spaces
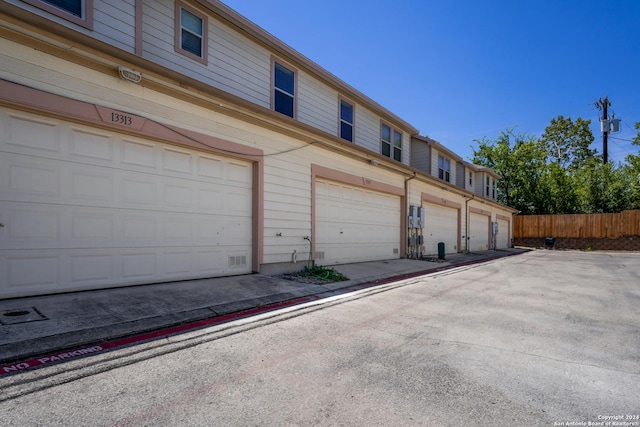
595,96,611,164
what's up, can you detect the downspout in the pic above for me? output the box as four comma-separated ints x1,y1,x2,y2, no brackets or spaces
464,194,475,254
404,171,417,195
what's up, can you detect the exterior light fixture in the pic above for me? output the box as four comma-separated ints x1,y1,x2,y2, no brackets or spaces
118,66,142,83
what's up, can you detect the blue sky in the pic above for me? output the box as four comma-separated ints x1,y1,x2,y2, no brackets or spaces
221,1,640,164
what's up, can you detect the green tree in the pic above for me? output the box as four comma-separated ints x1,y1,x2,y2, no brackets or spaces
575,161,630,213
471,129,547,214
623,122,640,209
472,118,639,215
540,162,580,214
541,115,596,170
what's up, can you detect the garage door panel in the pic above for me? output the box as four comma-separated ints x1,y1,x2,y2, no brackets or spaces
469,213,490,251
121,139,157,169
423,203,458,255
71,254,113,282
2,202,61,245
6,253,58,288
496,219,509,249
0,107,253,298
228,161,252,184
197,156,224,180
315,180,400,265
122,252,157,279
122,175,157,206
227,190,252,213
70,167,114,202
69,127,114,161
163,183,192,208
162,147,193,174
6,112,60,153
4,154,61,199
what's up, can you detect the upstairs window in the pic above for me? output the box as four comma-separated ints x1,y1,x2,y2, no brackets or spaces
43,0,82,16
381,124,402,161
176,3,207,64
486,176,490,197
438,155,451,182
468,171,473,186
492,179,496,199
339,99,354,142
24,0,93,28
273,61,295,118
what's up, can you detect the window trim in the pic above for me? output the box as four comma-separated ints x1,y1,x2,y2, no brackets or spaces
438,155,451,182
271,57,297,118
380,122,402,162
175,1,208,65
22,0,94,29
339,97,354,142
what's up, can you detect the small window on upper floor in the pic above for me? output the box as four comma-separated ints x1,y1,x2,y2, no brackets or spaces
381,123,402,162
175,2,207,64
273,61,296,118
339,99,354,142
492,179,496,199
438,155,451,182
23,0,93,29
486,176,491,197
468,171,473,186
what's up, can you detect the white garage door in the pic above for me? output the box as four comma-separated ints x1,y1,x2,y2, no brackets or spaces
423,203,458,255
469,213,490,252
496,218,510,249
315,180,400,265
0,108,252,299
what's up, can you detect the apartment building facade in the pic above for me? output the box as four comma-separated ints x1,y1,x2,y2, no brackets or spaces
0,0,515,299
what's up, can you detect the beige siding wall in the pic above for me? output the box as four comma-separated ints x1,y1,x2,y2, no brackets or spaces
95,1,137,50
138,1,411,165
401,133,410,165
410,140,431,173
297,71,336,135
7,0,137,52
142,2,271,107
354,106,379,153
475,172,486,196
8,0,414,166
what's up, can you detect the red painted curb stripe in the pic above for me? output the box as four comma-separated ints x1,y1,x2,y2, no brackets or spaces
0,296,317,376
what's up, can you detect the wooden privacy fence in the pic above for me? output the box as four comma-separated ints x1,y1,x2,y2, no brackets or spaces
514,210,640,238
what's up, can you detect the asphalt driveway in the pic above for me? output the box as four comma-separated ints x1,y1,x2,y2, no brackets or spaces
1,249,639,425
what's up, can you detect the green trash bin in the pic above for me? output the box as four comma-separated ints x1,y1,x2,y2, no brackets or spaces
438,242,445,260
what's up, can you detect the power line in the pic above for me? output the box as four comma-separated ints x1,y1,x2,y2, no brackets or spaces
609,136,635,143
